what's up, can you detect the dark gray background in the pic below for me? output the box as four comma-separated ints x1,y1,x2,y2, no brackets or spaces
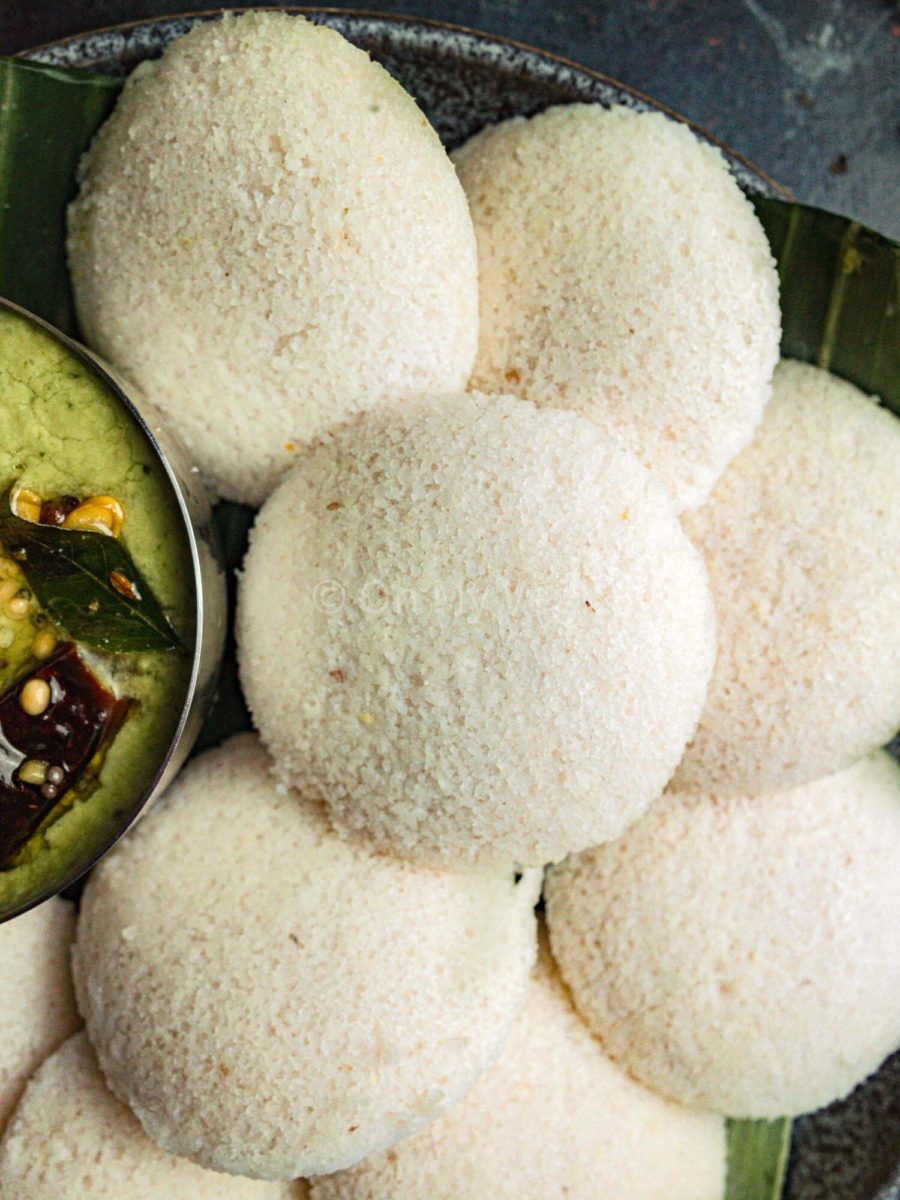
0,0,897,238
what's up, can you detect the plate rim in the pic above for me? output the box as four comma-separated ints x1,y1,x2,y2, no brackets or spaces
15,4,794,201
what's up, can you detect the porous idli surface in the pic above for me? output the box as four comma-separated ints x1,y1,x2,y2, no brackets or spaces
309,951,725,1200
546,752,900,1118
237,393,716,867
0,898,79,1134
453,103,780,511
0,1033,305,1199
72,735,540,1181
67,13,478,504
674,358,900,795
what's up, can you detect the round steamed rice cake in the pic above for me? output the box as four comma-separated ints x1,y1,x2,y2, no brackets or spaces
72,735,540,1180
309,949,725,1200
674,358,900,795
237,392,716,867
0,1033,305,1199
453,103,780,510
0,897,79,1134
67,12,478,504
546,751,900,1118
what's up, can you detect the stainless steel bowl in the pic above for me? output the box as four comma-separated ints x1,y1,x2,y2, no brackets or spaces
0,296,226,922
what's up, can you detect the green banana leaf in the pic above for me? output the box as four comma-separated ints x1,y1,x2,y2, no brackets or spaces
753,197,900,416
0,54,897,1200
0,58,120,335
727,1118,792,1200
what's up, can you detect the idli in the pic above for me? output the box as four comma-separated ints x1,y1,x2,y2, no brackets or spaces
0,898,79,1133
674,358,900,795
546,752,900,1118
309,949,725,1200
453,103,780,510
0,1033,305,1199
237,393,716,867
67,13,478,504
73,735,540,1180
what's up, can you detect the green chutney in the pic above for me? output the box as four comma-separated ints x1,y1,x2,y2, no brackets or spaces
0,306,194,915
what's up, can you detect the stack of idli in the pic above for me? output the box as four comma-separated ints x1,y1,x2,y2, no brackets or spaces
0,7,889,1198
71,736,540,1181
673,358,900,795
68,12,478,504
545,752,900,1118
237,392,716,867
452,102,781,510
310,949,726,1200
0,898,79,1133
536,356,900,1132
0,1035,306,1199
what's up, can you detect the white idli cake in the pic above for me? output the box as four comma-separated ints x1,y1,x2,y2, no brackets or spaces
237,393,715,867
0,1033,306,1199
674,358,900,795
309,950,725,1200
67,12,478,504
545,752,900,1118
453,104,780,511
0,898,79,1133
72,735,540,1181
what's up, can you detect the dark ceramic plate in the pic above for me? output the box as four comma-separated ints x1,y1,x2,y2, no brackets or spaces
20,11,899,1199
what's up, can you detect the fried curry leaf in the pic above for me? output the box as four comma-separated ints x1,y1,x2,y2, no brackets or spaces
0,500,181,653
